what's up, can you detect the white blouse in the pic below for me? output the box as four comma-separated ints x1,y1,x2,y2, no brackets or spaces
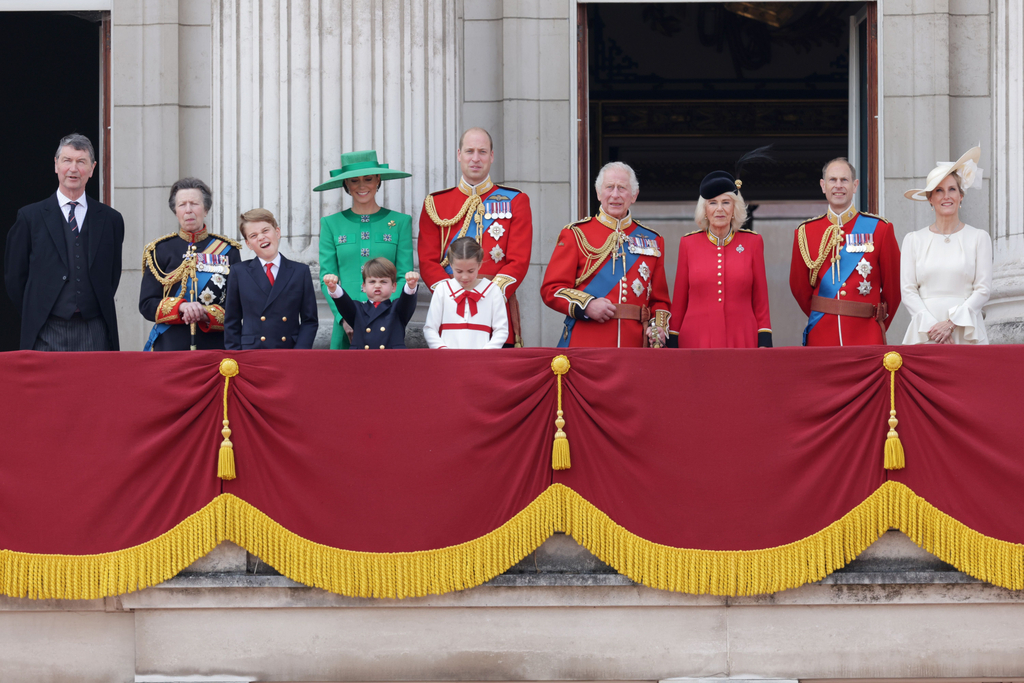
900,224,992,344
423,278,509,349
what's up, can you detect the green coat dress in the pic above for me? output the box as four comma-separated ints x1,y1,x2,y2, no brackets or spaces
319,208,414,349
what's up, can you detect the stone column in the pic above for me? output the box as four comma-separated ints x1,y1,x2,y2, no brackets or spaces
112,0,214,351
986,0,1024,342
211,0,460,259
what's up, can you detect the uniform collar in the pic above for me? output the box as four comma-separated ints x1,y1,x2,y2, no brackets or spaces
596,208,632,231
179,225,209,243
828,204,858,227
458,176,494,196
706,229,734,247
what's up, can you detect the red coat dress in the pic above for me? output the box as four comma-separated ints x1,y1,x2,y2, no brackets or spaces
670,229,772,348
541,209,671,348
418,176,532,346
789,209,901,346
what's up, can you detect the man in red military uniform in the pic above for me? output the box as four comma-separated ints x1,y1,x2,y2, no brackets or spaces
541,161,671,348
790,158,901,346
418,127,532,346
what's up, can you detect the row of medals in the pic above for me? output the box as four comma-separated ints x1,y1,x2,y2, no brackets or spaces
484,201,512,220
845,233,874,253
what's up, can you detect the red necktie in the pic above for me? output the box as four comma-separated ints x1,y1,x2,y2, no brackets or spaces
265,262,275,286
454,289,482,318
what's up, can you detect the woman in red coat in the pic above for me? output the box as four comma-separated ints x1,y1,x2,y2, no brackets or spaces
669,171,772,348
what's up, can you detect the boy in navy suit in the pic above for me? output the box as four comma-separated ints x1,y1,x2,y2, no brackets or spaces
323,258,418,349
224,208,318,349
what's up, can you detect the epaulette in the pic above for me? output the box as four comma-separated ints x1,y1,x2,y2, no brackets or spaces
427,186,455,197
683,229,705,238
737,228,757,234
859,211,889,224
562,216,591,230
141,233,178,265
796,213,828,230
632,219,661,237
209,233,243,250
494,183,523,193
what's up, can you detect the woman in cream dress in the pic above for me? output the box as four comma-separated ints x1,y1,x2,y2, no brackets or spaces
901,146,992,344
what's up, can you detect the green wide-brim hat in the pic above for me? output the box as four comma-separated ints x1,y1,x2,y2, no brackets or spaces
313,149,411,192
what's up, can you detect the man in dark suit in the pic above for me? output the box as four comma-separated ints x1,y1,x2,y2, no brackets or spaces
224,208,318,350
5,134,125,350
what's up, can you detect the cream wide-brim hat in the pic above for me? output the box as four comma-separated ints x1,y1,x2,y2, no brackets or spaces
904,146,982,201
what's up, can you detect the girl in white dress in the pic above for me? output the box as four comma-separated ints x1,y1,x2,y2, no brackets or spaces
423,237,509,349
901,146,992,344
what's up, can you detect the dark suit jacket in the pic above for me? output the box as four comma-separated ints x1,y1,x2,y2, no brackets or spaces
224,255,318,350
331,287,417,349
4,193,124,350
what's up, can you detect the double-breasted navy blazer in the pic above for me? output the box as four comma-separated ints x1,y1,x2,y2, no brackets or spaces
4,193,124,350
224,255,318,350
331,287,417,349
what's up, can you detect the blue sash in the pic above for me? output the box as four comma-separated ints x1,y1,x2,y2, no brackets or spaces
557,224,658,348
802,216,879,345
443,189,520,275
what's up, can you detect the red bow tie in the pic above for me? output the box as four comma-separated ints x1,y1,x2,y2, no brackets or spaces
454,289,482,318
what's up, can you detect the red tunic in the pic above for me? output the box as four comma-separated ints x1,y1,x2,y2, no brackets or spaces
541,210,671,348
670,229,771,348
418,177,532,346
789,210,901,346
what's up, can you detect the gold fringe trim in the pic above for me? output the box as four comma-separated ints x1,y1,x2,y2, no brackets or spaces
3,482,1024,600
0,496,228,600
223,491,561,599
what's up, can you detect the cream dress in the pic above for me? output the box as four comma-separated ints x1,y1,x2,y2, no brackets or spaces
900,224,992,344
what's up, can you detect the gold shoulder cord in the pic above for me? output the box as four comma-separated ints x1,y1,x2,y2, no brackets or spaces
569,224,621,286
142,235,189,296
424,194,485,268
797,223,843,288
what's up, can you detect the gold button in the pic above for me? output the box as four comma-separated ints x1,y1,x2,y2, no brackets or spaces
365,328,371,333
718,281,722,285
620,297,626,303
840,290,847,296
260,336,266,341
718,299,722,302
718,290,722,293
364,345,370,349
380,326,386,332
842,282,847,287
260,316,266,321
621,277,626,282
281,337,286,342
282,317,287,322
380,345,386,349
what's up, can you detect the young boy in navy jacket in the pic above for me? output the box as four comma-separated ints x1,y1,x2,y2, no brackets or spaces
224,208,318,349
323,257,418,349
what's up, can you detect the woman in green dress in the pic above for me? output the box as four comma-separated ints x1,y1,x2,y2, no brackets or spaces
315,150,413,348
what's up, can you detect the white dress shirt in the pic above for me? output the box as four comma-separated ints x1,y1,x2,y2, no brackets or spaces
56,189,88,232
258,253,282,282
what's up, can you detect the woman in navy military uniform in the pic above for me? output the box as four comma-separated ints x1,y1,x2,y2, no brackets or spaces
140,177,241,351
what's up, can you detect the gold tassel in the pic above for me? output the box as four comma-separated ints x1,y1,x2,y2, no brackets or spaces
550,355,571,470
218,358,240,480
882,352,905,470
